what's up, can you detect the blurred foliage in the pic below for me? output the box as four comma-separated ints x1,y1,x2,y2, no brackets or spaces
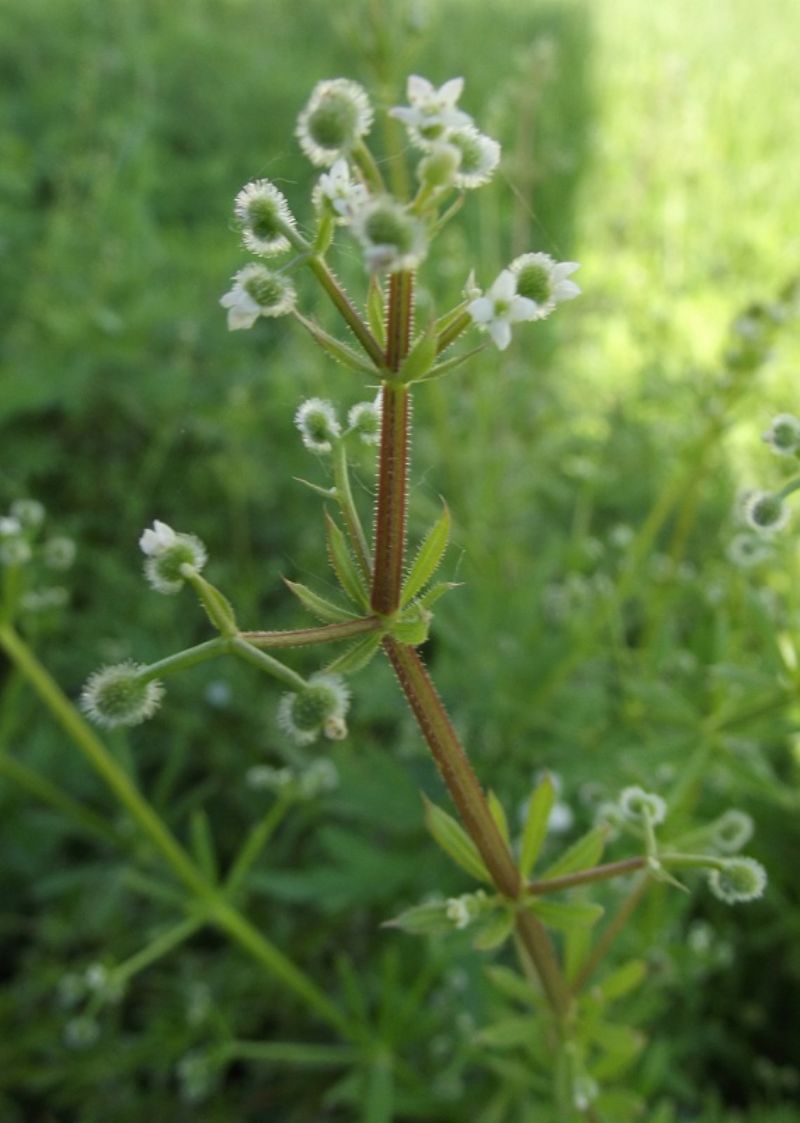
1,0,800,1119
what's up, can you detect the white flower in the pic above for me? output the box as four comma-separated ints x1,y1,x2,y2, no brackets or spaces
220,264,296,331
390,75,472,146
234,179,295,256
139,520,178,557
445,897,471,930
0,516,22,537
467,270,537,350
509,252,581,320
448,126,501,189
296,79,373,167
312,159,368,222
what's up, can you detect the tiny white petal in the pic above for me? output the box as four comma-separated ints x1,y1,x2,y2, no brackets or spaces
489,320,512,350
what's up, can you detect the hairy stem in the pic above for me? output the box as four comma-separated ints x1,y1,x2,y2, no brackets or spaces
242,617,381,649
527,856,646,895
371,271,414,615
307,256,386,369
383,639,570,1018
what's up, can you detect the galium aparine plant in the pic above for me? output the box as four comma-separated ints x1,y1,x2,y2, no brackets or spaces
0,73,774,1118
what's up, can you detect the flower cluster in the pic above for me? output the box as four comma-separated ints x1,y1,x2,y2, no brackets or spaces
294,396,381,453
467,254,581,351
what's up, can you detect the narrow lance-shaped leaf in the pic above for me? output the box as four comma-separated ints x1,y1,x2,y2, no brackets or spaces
418,581,462,609
401,503,451,607
526,898,605,932
190,809,218,882
294,311,378,374
397,320,438,385
422,796,492,884
325,632,383,675
324,512,370,609
284,579,357,624
488,790,510,845
418,344,487,383
538,825,608,881
595,959,647,1003
472,908,515,952
381,899,452,935
519,773,556,878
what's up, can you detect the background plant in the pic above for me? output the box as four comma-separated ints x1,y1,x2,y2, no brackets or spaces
1,1,799,1120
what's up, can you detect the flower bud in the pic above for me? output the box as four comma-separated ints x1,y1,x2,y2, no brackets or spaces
139,519,208,595
708,857,767,904
710,809,754,854
347,397,382,445
234,180,295,256
619,786,667,825
763,413,800,456
80,662,164,728
416,143,461,190
448,126,501,189
295,398,341,453
352,196,428,273
296,79,373,167
277,673,350,745
743,490,789,534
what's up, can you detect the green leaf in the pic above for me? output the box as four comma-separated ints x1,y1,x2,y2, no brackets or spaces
488,790,510,844
564,926,592,983
325,512,369,608
325,632,383,674
419,344,486,383
187,572,238,635
595,959,647,1002
477,1015,539,1050
293,475,337,499
519,774,556,878
397,320,438,384
294,311,378,374
472,909,515,951
435,299,469,336
366,275,386,346
526,899,604,932
485,965,548,1010
284,580,356,623
401,503,451,607
538,825,608,881
587,1022,645,1080
382,899,452,935
422,796,492,884
418,581,462,609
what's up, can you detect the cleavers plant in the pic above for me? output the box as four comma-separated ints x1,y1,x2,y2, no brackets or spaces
0,75,769,1119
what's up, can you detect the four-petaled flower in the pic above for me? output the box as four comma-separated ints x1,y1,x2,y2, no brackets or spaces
390,75,472,145
467,270,537,351
509,253,581,320
139,520,177,557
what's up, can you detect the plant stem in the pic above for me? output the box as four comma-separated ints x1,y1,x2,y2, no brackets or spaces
436,310,472,355
371,272,414,615
306,256,386,369
114,915,204,987
332,438,373,578
0,623,351,1036
229,637,308,692
527,857,646,895
572,874,650,993
383,639,570,1018
241,617,381,649
225,797,291,896
137,638,230,682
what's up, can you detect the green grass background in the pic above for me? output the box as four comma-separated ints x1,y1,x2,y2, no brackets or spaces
1,0,799,1119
